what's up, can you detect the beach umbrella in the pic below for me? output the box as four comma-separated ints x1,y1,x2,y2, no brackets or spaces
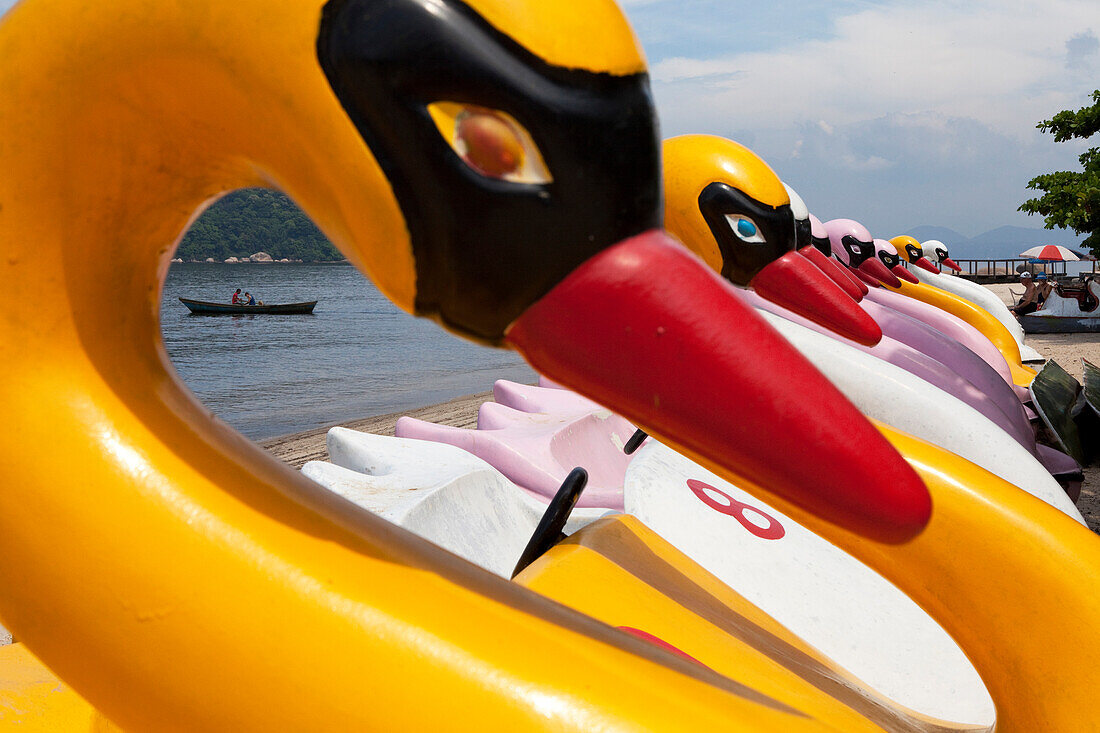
1019,245,1081,261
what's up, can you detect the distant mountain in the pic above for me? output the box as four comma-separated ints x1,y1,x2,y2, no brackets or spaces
902,225,967,247
901,224,1088,259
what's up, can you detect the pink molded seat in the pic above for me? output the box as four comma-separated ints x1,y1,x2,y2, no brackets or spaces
396,383,638,509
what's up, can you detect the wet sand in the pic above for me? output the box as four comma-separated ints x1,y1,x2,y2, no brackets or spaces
259,390,491,469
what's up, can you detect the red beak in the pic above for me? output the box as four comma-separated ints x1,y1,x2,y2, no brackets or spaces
849,264,881,288
859,258,902,288
506,230,930,542
941,257,962,273
892,265,920,284
751,251,881,346
837,260,870,296
914,257,940,274
799,246,864,302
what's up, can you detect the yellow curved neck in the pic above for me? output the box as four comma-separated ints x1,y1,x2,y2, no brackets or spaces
0,0,416,347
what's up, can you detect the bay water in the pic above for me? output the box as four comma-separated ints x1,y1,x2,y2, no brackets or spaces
161,263,535,439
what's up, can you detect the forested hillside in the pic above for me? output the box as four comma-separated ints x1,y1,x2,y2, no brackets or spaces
176,188,343,261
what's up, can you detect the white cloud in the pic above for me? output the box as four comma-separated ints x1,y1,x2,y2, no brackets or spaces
639,0,1099,234
650,0,1098,141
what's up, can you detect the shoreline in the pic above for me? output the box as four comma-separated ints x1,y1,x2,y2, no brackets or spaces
171,259,354,265
259,390,493,468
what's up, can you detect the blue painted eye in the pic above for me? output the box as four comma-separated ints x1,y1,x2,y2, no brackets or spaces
725,214,766,244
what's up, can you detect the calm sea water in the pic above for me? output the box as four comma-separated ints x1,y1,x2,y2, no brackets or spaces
161,263,535,439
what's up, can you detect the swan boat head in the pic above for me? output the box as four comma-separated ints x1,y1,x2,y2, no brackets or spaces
891,235,942,274
779,183,865,301
923,240,963,272
826,218,901,287
661,134,880,344
873,238,920,284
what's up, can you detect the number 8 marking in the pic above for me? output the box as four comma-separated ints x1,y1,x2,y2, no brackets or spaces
687,479,785,540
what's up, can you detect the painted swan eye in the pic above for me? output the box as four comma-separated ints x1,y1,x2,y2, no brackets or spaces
725,214,765,243
428,102,552,184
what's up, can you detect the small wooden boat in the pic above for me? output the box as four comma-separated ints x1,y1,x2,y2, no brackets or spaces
179,297,317,315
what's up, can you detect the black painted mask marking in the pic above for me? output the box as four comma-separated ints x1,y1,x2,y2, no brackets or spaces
841,235,872,267
934,247,950,262
318,0,661,343
698,182,795,286
903,243,923,263
793,217,811,251
811,233,832,257
877,250,901,269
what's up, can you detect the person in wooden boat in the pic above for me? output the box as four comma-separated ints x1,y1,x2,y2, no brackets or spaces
245,292,256,306
1010,271,1039,317
231,288,243,304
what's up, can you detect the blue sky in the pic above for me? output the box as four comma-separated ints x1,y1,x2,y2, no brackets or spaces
2,0,1096,238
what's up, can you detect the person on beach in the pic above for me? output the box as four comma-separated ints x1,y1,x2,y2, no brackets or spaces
1010,272,1039,317
1035,272,1052,306
232,288,243,304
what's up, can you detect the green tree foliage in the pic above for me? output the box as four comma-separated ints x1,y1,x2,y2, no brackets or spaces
176,188,343,261
1019,90,1100,255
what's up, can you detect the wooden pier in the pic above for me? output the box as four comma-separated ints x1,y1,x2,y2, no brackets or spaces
949,259,1096,283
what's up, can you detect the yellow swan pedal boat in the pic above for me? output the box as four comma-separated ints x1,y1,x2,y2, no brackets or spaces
0,0,939,730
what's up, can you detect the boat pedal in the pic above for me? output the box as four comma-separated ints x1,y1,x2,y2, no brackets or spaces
511,468,588,579
624,428,648,455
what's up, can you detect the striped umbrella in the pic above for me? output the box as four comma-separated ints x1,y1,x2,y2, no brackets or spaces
1019,245,1081,261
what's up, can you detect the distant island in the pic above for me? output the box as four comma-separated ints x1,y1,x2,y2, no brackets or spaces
176,188,343,262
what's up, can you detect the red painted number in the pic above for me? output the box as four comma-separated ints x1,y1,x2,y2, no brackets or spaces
687,479,785,540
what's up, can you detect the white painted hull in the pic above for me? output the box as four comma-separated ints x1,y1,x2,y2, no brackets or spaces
742,289,1034,447
312,404,999,724
301,428,613,578
625,440,994,726
303,375,1081,724
756,311,1085,524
